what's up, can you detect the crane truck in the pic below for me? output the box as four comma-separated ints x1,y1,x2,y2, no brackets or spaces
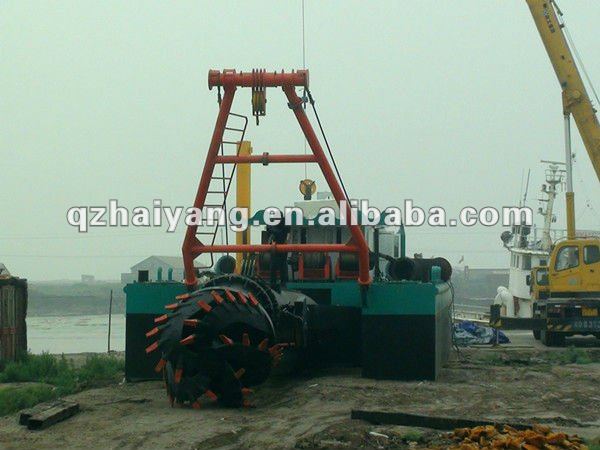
491,0,600,346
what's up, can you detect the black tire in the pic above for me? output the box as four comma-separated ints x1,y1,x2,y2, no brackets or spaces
532,303,541,341
540,330,565,347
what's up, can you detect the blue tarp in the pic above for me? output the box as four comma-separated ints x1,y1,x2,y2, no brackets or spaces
453,321,510,346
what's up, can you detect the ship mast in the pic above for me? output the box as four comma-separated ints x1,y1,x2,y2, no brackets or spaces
538,160,565,252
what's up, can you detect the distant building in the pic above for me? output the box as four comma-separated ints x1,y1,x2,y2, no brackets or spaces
121,256,204,284
81,274,95,284
462,267,509,283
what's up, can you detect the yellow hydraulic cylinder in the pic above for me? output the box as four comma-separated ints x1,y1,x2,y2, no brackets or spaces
235,141,252,272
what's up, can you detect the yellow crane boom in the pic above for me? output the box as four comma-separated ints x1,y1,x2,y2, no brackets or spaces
526,0,600,185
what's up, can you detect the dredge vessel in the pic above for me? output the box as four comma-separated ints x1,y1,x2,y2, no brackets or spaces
124,69,454,408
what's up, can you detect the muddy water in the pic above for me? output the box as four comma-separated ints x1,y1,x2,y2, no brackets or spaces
26,314,125,354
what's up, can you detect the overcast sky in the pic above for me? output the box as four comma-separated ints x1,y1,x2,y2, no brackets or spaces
2,1,600,281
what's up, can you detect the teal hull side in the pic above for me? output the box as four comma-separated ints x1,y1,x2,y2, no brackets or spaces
287,280,451,316
125,279,453,381
124,281,186,315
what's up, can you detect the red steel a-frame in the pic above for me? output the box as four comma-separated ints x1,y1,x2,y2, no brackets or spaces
182,69,371,288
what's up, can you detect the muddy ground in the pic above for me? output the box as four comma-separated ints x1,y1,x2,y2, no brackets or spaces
0,333,598,449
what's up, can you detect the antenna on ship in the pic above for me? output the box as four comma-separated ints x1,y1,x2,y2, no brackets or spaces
522,169,531,207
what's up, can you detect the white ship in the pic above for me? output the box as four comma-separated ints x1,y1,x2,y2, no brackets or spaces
495,162,566,318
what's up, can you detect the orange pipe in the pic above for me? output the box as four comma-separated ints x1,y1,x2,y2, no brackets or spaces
215,154,317,164
190,244,359,256
208,69,308,89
